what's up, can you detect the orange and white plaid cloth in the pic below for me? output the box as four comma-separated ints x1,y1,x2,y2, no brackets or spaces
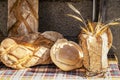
0,58,120,80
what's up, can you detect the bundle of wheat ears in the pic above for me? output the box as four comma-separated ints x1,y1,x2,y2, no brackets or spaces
0,1,120,77
66,3,120,76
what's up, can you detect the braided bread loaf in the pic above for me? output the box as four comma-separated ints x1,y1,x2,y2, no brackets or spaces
8,0,38,36
0,32,63,69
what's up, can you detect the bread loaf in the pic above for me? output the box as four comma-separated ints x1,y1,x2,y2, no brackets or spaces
50,39,84,71
41,31,63,42
78,23,113,76
67,3,114,76
0,33,54,69
8,0,38,36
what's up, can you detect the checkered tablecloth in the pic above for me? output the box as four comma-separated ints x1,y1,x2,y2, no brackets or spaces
0,59,120,80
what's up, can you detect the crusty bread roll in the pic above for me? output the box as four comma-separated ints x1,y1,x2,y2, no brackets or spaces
0,33,54,69
41,31,63,42
50,39,84,71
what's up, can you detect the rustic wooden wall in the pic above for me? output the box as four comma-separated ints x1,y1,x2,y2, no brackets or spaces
0,0,120,65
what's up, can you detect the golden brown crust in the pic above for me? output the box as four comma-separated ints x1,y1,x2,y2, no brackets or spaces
8,0,38,36
50,39,83,71
78,33,90,70
106,28,113,49
0,33,54,69
78,22,113,76
41,31,64,42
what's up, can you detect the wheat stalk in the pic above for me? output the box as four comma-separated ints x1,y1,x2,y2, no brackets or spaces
67,3,87,27
95,18,120,36
67,3,120,36
67,14,83,23
87,20,94,34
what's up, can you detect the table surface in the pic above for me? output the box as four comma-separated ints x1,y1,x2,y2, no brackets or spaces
0,57,120,80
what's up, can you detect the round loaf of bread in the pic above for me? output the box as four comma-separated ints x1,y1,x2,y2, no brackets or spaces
50,39,84,71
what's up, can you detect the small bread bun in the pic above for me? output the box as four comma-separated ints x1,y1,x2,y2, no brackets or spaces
50,39,83,71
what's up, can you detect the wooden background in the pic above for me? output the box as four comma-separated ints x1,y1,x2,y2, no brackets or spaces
0,0,120,65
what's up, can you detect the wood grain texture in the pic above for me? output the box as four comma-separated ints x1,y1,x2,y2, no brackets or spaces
8,0,38,36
